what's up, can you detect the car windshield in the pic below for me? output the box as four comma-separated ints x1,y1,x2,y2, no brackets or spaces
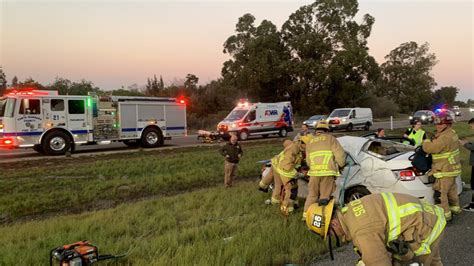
414,111,429,116
329,109,350,117
310,115,324,120
224,109,248,121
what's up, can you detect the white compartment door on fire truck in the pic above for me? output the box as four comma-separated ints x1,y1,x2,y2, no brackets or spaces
16,98,44,140
66,98,91,142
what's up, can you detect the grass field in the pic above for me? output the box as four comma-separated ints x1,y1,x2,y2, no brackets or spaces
0,123,472,265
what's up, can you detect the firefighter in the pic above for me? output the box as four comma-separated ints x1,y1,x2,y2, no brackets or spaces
258,139,294,205
293,124,311,141
303,121,346,220
422,113,462,221
220,134,243,188
306,193,446,266
271,135,312,215
403,120,426,146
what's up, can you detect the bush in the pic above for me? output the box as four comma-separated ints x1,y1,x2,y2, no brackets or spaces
367,96,400,118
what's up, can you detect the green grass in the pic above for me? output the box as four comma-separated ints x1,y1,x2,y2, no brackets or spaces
0,141,283,222
0,181,326,265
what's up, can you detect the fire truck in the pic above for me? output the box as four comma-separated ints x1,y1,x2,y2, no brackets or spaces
0,89,187,155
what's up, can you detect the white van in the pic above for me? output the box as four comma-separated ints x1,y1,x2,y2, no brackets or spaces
327,108,373,131
217,100,294,140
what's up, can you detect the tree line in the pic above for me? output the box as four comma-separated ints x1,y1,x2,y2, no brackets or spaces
0,0,471,120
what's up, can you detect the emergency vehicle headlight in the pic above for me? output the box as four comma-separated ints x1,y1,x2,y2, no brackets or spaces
342,118,347,122
231,123,236,128
421,115,426,120
409,116,413,120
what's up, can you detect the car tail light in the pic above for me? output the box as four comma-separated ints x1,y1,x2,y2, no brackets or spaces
398,169,416,181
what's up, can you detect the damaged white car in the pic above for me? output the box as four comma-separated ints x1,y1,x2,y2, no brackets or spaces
334,136,463,204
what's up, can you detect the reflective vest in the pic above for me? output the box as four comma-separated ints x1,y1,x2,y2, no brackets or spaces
307,150,338,176
271,151,297,179
404,128,425,146
381,192,446,256
432,149,462,178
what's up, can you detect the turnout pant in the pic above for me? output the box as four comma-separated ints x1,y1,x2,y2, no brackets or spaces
392,231,444,266
433,176,459,215
272,166,293,209
259,167,282,203
304,176,336,212
224,161,238,187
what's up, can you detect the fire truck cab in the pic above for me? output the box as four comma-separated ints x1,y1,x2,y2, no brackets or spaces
0,89,187,155
217,100,294,140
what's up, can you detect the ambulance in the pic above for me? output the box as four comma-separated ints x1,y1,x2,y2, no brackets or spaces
217,100,294,140
0,89,187,155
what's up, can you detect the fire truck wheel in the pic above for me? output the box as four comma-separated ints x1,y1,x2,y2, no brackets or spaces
278,127,288,137
42,131,72,156
141,127,163,148
239,130,249,141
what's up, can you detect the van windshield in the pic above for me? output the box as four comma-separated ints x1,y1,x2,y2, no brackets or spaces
0,98,15,118
329,109,350,117
224,109,248,121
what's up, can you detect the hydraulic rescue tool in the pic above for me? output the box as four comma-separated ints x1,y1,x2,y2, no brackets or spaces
49,240,126,266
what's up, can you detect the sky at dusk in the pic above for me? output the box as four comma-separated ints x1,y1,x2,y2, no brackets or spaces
1,0,473,100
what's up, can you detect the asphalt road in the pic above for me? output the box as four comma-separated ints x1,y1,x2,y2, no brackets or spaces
1,109,472,162
314,192,474,266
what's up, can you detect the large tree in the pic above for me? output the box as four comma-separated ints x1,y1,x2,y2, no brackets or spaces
222,14,291,102
380,42,437,112
433,86,459,107
281,0,379,113
0,67,7,95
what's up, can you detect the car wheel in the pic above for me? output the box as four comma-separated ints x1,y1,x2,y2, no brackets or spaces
140,127,163,148
278,127,288,137
344,186,371,203
239,130,249,141
42,131,72,156
346,123,353,132
364,122,370,131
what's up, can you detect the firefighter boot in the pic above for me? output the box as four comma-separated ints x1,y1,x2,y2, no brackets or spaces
444,211,452,222
450,205,462,215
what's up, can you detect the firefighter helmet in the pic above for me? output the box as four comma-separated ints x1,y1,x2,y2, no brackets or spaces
315,121,330,131
305,199,335,239
434,113,453,125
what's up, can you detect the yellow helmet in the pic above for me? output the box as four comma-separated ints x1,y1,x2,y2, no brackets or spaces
299,135,313,145
315,121,330,131
283,139,293,148
305,199,335,239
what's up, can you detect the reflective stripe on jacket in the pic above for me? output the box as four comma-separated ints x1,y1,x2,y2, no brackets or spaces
271,142,301,179
306,133,345,177
422,128,461,178
407,128,425,146
337,193,446,265
381,193,446,256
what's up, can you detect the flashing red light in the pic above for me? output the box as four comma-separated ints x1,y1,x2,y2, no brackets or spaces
399,170,415,181
0,138,13,146
176,96,187,105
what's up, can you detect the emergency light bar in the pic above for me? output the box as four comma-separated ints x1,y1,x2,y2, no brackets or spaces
6,90,58,96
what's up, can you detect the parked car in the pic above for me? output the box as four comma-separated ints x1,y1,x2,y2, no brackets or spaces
453,106,461,116
409,110,435,124
327,108,373,131
258,136,463,204
302,115,327,128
